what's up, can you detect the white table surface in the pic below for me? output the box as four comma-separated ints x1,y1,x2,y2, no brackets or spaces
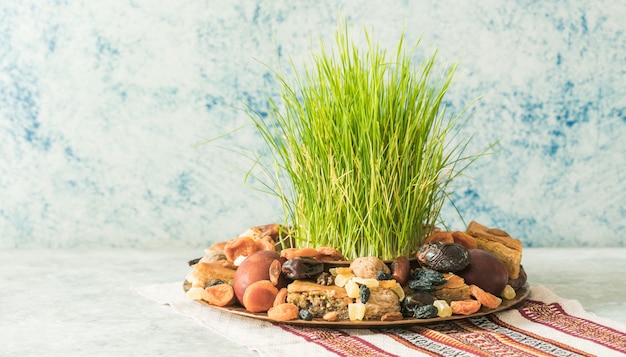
2,248,625,356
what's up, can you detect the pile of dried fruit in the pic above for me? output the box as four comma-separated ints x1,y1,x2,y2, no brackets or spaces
185,221,527,322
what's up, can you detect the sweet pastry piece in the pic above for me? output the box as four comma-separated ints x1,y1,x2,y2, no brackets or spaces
286,280,352,319
187,261,237,288
465,221,523,279
363,287,401,320
431,274,472,303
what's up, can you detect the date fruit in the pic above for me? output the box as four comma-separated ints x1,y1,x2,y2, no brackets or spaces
391,256,411,286
417,242,470,272
282,257,324,280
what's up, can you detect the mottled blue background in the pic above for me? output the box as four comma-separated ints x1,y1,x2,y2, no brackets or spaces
1,1,625,248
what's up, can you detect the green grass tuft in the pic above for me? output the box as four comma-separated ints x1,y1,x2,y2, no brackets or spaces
248,22,490,260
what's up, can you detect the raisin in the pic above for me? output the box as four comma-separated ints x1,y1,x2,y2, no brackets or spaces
413,304,439,319
408,279,434,292
401,305,416,318
299,309,313,321
412,269,446,286
376,270,391,281
359,285,371,304
402,291,435,315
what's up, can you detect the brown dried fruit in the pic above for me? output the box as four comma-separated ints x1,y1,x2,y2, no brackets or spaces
242,280,279,313
255,236,277,252
280,247,319,260
391,256,411,286
268,259,282,286
469,284,502,309
209,241,228,253
425,231,454,244
380,311,404,321
267,303,299,321
451,231,478,249
282,257,324,280
224,236,259,262
457,249,509,296
315,246,346,261
202,284,236,307
417,242,470,272
450,300,481,315
273,287,288,307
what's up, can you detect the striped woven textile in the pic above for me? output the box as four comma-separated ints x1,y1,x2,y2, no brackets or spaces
137,283,626,356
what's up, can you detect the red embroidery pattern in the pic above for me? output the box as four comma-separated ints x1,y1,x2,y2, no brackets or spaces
278,300,626,356
386,318,586,357
279,325,398,357
487,314,593,357
519,299,626,354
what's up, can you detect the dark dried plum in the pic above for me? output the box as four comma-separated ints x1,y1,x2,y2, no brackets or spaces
299,309,313,321
417,242,470,272
413,304,439,319
282,257,324,280
376,270,392,280
359,285,371,303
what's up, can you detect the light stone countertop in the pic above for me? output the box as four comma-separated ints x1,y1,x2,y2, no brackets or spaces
1,248,625,356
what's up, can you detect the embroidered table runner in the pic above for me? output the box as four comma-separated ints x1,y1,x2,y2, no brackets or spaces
136,283,626,356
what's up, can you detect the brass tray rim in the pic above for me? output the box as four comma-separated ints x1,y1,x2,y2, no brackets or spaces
183,281,530,329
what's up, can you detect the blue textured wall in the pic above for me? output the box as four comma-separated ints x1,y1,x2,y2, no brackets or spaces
1,1,625,248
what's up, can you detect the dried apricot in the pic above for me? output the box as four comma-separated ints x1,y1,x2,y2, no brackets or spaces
450,300,481,315
224,236,259,263
273,287,288,307
451,231,478,249
268,259,282,286
255,236,276,252
201,283,236,307
209,241,228,253
242,280,279,313
267,303,299,321
470,284,502,309
315,246,345,261
425,231,454,244
280,247,319,259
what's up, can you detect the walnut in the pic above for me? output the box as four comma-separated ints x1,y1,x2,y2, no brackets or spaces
349,256,390,279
